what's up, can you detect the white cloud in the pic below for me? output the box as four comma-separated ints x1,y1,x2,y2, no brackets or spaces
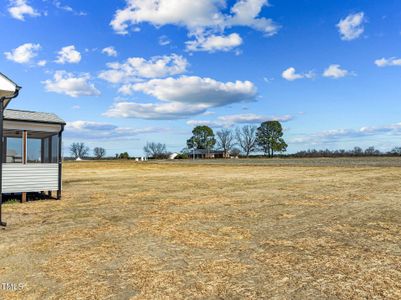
104,102,209,120
4,43,41,64
291,122,401,145
187,113,293,128
337,12,365,41
263,77,273,84
186,119,220,128
42,71,100,98
374,57,401,67
129,76,256,105
55,45,82,64
110,0,223,35
186,33,243,52
66,120,162,139
159,35,171,46
37,60,47,67
282,67,314,81
104,76,257,120
53,0,73,12
227,0,279,35
98,54,188,84
52,0,87,16
323,64,350,79
110,0,279,37
8,0,40,21
218,113,292,124
102,46,118,57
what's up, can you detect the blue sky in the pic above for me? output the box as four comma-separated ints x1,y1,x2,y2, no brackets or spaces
1,0,401,156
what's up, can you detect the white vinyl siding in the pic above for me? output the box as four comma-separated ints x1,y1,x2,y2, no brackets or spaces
2,164,59,193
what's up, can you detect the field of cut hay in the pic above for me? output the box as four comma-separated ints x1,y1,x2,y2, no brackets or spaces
1,159,401,299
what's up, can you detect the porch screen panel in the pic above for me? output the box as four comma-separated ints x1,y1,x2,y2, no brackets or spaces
6,137,22,163
51,134,59,163
43,137,50,163
27,138,41,163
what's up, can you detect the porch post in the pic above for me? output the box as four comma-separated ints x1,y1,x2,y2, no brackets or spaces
0,74,21,227
22,130,27,164
57,126,64,200
0,100,5,226
21,130,27,203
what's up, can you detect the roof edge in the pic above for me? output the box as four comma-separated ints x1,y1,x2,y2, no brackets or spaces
4,108,66,125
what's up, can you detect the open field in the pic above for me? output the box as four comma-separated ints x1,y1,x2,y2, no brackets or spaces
1,158,401,299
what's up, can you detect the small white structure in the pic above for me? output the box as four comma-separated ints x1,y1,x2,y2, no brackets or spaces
2,109,65,198
0,73,66,226
169,152,178,160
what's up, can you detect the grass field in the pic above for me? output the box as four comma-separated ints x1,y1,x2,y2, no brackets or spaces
1,158,401,299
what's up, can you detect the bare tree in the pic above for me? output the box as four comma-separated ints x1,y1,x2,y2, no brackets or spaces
235,125,257,157
365,146,380,156
144,142,169,159
231,147,241,158
216,129,235,158
352,147,363,156
391,147,401,156
93,147,106,159
70,142,90,159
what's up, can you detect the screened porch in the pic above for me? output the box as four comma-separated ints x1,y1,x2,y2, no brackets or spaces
4,129,60,164
1,109,65,198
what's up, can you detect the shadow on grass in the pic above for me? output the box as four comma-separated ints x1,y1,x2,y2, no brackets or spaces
2,192,57,204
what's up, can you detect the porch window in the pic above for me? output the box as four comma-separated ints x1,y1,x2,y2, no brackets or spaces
51,134,59,163
27,137,41,163
3,130,60,164
6,136,22,163
42,134,59,163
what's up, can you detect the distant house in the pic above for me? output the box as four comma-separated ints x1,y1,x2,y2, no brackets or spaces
169,153,179,160
2,109,65,200
190,149,229,159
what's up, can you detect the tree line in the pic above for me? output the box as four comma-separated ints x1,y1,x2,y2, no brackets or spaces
291,146,401,158
68,121,287,159
68,121,401,159
186,121,287,158
68,141,171,160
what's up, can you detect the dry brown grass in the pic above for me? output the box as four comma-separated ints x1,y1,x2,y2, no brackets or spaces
1,159,401,299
